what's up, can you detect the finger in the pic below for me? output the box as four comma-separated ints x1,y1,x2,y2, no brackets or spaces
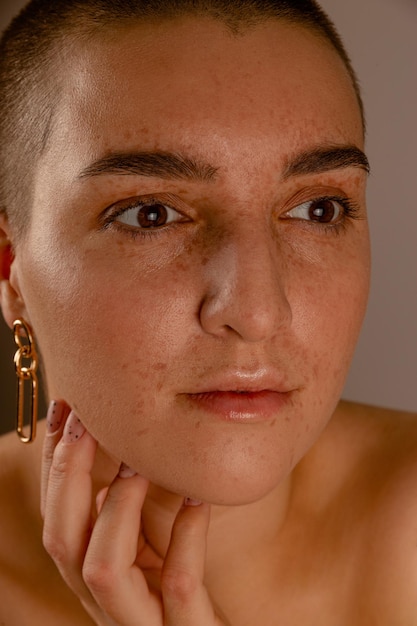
40,399,71,518
42,411,97,598
82,466,163,626
95,486,109,516
162,500,227,625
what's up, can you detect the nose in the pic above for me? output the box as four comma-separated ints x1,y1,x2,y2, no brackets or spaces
199,227,292,343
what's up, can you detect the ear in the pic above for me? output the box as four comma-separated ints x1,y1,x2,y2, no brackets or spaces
0,213,29,329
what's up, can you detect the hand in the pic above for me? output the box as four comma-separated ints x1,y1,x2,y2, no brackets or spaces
41,402,229,626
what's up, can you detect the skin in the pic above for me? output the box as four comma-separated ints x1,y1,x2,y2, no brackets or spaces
2,18,369,503
1,16,417,626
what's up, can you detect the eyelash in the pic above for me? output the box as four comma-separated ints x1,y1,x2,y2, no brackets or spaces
102,196,187,241
284,195,362,235
102,194,361,241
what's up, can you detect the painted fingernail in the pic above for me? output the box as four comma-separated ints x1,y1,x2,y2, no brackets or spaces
46,400,65,434
62,412,85,443
184,497,203,507
118,462,137,478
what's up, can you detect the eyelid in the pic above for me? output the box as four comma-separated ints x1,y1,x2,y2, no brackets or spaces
101,195,188,228
283,195,359,221
116,202,182,228
285,197,339,221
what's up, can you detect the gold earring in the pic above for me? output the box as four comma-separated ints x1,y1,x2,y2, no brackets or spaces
13,319,39,443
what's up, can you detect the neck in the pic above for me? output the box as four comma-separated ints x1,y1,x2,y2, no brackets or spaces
90,436,294,597
141,474,293,609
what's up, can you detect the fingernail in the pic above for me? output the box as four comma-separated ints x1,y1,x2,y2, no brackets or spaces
62,412,85,443
46,400,65,435
184,497,202,507
118,462,137,478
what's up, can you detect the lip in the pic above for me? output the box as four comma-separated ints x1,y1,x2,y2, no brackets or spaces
180,368,295,423
184,389,291,422
187,368,292,393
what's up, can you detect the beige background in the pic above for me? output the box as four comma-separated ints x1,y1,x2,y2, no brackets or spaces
0,0,416,435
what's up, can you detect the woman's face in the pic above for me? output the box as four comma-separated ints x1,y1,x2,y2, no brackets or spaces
9,18,370,504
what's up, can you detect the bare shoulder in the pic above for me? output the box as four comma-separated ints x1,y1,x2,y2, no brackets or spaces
336,400,417,495
304,400,417,495
0,426,45,612
332,401,417,623
0,424,43,523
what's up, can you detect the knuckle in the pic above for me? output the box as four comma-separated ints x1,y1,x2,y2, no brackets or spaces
102,484,131,509
46,429,97,482
49,453,73,482
82,559,118,596
49,437,90,481
161,566,199,603
42,444,55,469
42,527,69,567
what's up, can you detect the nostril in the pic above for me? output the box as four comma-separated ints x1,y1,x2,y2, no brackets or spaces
199,288,291,343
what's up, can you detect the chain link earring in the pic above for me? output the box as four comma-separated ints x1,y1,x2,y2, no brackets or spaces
13,319,39,443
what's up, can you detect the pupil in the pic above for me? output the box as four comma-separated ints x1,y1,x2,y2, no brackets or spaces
309,200,335,223
138,204,168,228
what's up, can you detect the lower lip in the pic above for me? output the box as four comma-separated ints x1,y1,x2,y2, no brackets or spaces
184,390,290,422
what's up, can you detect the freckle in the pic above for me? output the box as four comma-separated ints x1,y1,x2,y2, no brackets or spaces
269,419,276,427
136,428,150,437
195,421,201,429
285,416,290,422
176,261,188,272
154,362,167,371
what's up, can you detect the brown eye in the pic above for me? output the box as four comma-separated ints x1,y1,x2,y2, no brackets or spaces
285,198,342,224
137,203,168,228
308,199,339,223
115,202,182,229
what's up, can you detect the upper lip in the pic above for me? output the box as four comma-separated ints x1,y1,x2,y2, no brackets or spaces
183,367,296,395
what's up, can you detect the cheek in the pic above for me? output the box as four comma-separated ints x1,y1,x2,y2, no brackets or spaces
292,239,370,404
19,241,199,414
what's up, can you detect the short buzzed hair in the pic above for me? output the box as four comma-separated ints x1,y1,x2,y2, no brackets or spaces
0,0,364,239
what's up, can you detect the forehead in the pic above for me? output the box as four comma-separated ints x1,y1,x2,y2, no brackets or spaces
44,17,363,177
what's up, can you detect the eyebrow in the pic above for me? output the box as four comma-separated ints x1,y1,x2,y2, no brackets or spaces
78,151,219,182
283,145,370,178
78,144,370,183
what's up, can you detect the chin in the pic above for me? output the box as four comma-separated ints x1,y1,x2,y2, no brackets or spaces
136,452,294,507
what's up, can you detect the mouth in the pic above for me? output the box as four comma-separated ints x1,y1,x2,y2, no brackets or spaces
183,389,292,423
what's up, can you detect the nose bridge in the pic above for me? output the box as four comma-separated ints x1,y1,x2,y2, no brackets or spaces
199,222,292,342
